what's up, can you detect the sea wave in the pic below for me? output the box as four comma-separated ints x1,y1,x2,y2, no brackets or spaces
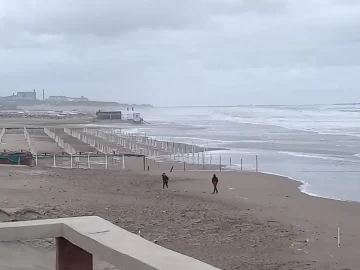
209,107,360,137
280,151,346,161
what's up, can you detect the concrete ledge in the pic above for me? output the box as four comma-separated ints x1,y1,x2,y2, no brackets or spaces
0,216,220,270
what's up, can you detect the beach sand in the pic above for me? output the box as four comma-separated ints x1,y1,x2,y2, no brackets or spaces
0,119,358,269
0,165,358,270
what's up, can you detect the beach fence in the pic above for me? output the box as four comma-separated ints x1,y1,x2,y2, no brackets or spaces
80,128,262,173
33,152,147,170
42,127,261,173
44,128,76,155
23,127,36,155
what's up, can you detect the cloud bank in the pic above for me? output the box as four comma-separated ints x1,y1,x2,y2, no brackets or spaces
1,0,360,105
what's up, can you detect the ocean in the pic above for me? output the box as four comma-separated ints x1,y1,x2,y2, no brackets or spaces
103,105,360,202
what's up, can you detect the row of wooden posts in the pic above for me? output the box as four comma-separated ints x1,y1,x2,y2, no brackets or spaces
36,127,260,172
32,153,259,173
23,127,36,155
44,128,76,154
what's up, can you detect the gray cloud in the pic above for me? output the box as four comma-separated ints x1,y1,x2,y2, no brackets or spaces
1,0,360,106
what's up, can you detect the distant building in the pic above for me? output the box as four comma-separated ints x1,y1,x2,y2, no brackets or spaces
68,96,88,102
16,90,37,100
96,110,143,123
47,95,89,103
0,90,37,101
48,96,69,102
96,110,122,120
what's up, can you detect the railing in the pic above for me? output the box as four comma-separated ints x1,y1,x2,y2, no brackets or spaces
0,216,219,270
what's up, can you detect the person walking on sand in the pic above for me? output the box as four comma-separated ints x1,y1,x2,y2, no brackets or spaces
162,173,169,189
212,174,219,194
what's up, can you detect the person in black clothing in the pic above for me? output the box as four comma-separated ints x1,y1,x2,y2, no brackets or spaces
212,174,219,194
162,173,169,189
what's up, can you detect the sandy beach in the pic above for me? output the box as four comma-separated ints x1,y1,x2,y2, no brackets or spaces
0,165,358,269
0,119,359,269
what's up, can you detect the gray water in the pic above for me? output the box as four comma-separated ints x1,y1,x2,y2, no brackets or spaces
101,105,360,202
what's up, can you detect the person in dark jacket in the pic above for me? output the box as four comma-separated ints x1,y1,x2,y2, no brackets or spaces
162,173,169,189
212,174,219,194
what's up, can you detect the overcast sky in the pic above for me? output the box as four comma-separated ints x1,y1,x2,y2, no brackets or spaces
1,0,360,106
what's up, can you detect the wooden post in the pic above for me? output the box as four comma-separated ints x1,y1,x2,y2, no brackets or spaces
56,237,93,270
230,157,232,166
183,162,186,172
219,155,222,172
35,155,38,167
105,155,108,169
70,155,73,169
53,155,56,168
87,154,90,168
256,155,258,172
241,159,243,170
122,154,125,170
202,153,205,169
143,156,146,170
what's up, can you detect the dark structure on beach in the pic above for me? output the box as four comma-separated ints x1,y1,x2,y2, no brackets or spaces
96,110,122,120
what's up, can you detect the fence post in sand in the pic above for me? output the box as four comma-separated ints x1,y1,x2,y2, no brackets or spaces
87,154,90,169
53,155,56,168
143,156,146,170
197,152,200,164
255,155,258,172
192,143,195,163
105,155,108,169
219,155,222,172
183,162,186,172
230,157,232,166
122,154,125,170
241,159,243,170
70,155,73,169
202,153,205,169
338,226,340,247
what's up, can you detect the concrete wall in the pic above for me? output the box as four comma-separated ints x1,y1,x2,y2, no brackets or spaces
0,216,220,270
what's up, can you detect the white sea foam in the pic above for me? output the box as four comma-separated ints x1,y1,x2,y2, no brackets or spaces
209,106,360,137
280,151,347,162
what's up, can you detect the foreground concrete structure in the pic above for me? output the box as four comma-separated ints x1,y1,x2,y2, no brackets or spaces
0,216,220,270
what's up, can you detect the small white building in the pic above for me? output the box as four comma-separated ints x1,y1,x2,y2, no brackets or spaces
133,112,141,123
123,112,142,123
